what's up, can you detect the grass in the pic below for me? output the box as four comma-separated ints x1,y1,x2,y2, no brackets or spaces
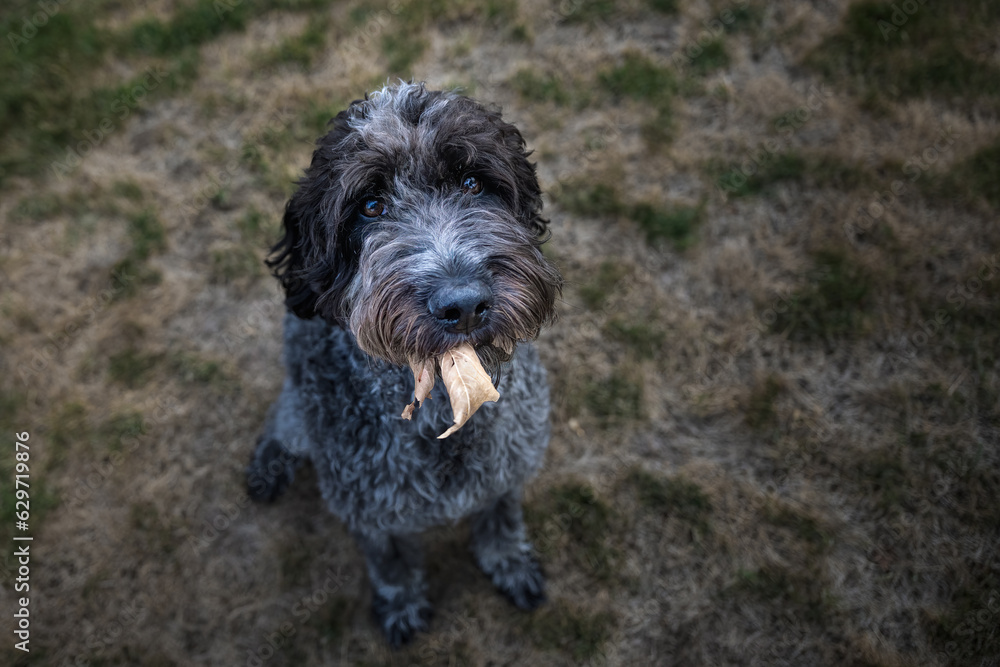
715,152,870,198
761,503,831,551
582,369,645,428
554,181,625,219
111,208,167,299
599,50,678,147
599,51,678,102
2,1,998,663
768,249,874,343
729,565,833,622
108,348,164,388
130,501,176,553
254,16,330,69
723,5,763,33
933,139,1000,209
687,38,729,76
630,202,701,249
511,69,573,106
605,318,665,359
381,33,427,76
109,347,233,390
211,246,266,283
555,181,702,249
646,0,678,13
0,0,337,185
628,468,713,533
526,483,622,583
578,260,629,310
744,374,784,431
0,394,59,563
523,601,615,662
805,0,1000,109
562,0,617,25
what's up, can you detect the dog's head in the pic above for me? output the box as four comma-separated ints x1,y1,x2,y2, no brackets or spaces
269,82,561,370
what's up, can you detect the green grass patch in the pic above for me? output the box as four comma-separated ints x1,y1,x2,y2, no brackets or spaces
168,352,234,388
112,180,145,203
715,152,870,197
108,348,164,388
211,246,265,283
805,1,1000,109
100,412,147,453
555,180,701,249
768,249,874,343
855,448,910,510
628,468,712,533
744,374,784,431
126,0,250,56
4,46,199,183
523,602,615,662
381,33,427,75
109,208,167,299
599,50,678,147
762,504,831,550
130,501,175,553
630,202,701,249
687,38,729,76
582,369,644,427
578,260,629,311
254,16,330,69
485,0,518,23
563,0,616,25
307,596,354,644
605,318,665,359
0,399,58,563
599,51,678,101
8,193,67,223
723,5,764,33
729,565,832,622
940,139,1000,209
126,209,167,260
553,181,626,219
511,69,572,106
48,403,150,467
646,0,678,13
526,483,621,583
0,0,335,185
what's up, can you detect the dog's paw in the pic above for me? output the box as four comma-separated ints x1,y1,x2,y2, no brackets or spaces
489,552,547,611
372,591,433,647
246,437,297,502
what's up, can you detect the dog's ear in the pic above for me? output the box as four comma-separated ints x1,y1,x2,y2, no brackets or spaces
503,125,550,244
267,108,360,321
266,197,321,319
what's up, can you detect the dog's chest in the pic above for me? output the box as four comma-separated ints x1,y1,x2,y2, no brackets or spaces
290,321,548,530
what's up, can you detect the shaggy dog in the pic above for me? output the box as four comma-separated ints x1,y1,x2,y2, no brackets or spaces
247,82,562,646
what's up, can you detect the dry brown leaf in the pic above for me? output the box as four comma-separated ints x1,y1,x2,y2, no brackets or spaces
436,343,499,439
401,357,437,420
400,344,500,437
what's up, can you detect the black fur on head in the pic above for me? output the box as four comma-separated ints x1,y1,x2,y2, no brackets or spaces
266,82,560,369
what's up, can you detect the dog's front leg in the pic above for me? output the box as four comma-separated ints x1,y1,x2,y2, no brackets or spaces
353,530,432,647
470,489,547,610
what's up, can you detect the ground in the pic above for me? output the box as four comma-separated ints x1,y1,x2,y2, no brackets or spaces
1,0,998,665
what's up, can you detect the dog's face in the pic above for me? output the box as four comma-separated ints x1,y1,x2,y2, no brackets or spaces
270,82,561,371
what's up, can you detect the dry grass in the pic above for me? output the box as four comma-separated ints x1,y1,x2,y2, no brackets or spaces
1,0,998,665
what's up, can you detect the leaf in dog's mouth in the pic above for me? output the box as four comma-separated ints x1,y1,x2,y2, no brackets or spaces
400,343,500,438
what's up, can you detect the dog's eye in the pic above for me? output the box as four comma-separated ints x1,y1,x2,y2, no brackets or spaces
361,199,387,218
460,175,483,195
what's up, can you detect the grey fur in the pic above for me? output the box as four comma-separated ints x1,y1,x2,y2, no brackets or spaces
247,82,562,646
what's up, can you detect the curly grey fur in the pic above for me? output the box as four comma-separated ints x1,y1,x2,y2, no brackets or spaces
248,82,562,646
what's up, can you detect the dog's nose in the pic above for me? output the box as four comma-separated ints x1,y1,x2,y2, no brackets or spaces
429,282,493,334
